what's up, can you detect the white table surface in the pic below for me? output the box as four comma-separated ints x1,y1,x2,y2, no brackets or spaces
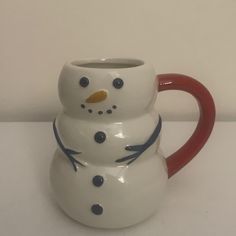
0,122,235,236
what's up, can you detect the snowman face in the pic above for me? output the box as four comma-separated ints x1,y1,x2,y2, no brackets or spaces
58,59,157,120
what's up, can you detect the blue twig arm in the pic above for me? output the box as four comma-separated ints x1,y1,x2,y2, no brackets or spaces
53,119,85,171
116,116,162,165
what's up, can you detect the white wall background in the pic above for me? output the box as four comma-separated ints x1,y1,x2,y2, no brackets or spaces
0,0,235,121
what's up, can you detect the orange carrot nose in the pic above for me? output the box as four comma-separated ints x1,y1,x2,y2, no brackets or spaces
85,90,108,103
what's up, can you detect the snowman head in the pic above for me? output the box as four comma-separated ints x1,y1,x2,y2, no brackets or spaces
58,58,157,120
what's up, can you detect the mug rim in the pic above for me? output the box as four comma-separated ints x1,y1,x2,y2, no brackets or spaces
69,58,145,70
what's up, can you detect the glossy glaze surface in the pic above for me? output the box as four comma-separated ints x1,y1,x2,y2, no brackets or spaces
50,58,168,228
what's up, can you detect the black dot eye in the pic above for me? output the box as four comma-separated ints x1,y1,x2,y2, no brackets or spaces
79,77,89,87
113,78,124,89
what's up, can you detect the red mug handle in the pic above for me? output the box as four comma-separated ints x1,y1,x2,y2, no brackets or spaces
157,74,216,178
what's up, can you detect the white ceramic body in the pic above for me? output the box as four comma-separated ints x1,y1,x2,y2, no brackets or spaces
50,58,168,228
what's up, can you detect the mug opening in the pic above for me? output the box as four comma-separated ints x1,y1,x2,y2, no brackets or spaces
71,58,144,69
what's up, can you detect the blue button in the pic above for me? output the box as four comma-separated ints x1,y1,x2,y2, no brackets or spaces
94,131,106,143
91,204,103,215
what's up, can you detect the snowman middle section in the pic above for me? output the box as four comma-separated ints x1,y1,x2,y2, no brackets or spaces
54,111,162,167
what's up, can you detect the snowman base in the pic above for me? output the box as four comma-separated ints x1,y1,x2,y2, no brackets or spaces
50,149,168,229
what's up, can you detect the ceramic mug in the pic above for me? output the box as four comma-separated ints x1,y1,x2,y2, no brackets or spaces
50,58,215,229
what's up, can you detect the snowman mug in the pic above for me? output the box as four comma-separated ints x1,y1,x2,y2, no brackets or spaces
50,58,215,229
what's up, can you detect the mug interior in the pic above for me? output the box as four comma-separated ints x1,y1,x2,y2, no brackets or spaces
71,58,144,69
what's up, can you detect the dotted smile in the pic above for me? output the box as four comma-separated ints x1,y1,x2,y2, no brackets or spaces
80,104,117,115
